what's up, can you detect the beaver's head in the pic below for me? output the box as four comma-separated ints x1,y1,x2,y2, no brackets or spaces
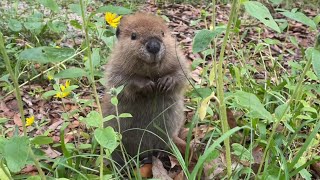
115,13,170,65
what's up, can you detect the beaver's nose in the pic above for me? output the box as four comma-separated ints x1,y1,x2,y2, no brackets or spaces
146,38,161,54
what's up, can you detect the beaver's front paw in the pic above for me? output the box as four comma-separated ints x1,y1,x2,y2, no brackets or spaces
140,80,156,93
157,75,175,92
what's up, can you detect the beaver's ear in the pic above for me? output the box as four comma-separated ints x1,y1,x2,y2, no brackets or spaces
116,27,120,38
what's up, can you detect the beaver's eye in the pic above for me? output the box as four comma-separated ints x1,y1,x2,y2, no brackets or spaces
131,33,137,40
161,31,165,37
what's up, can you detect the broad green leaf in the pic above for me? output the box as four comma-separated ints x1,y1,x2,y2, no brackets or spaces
274,103,288,120
48,20,66,33
96,6,132,15
4,137,30,173
31,136,53,145
80,111,102,128
231,143,254,162
192,27,225,53
42,90,57,98
111,97,118,106
54,68,87,78
280,10,316,30
68,4,82,16
94,127,119,151
84,48,101,69
115,85,124,95
101,36,116,50
0,137,8,154
19,47,75,63
37,0,60,12
103,115,116,122
289,36,299,47
233,91,273,122
64,85,79,92
8,19,22,32
78,144,92,149
70,20,82,29
119,113,132,118
24,22,42,31
243,1,281,33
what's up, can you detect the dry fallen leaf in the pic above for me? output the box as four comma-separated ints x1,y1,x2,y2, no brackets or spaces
139,163,153,178
152,156,172,180
13,114,22,126
204,154,226,179
44,147,61,159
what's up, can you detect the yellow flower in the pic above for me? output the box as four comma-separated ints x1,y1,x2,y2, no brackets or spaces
105,12,122,28
55,80,71,98
47,72,54,81
26,116,35,126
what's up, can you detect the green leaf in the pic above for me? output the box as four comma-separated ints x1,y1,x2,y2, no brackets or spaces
68,4,82,16
233,91,273,122
0,118,9,124
314,14,320,25
0,137,8,154
101,36,116,50
94,127,119,152
4,137,30,173
115,85,124,95
31,136,53,145
78,144,92,149
119,113,132,118
269,0,283,5
37,0,60,12
280,10,316,30
96,6,132,15
80,111,102,128
192,27,225,53
288,121,320,171
70,20,82,29
111,97,118,106
8,19,22,32
103,115,116,122
19,47,75,63
274,103,288,120
24,22,42,31
84,48,100,69
48,20,66,33
231,143,254,162
311,48,320,79
54,68,87,78
190,126,248,178
42,90,57,99
27,176,41,180
0,162,11,180
243,1,281,33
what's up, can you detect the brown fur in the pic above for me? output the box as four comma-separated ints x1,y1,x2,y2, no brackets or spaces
102,13,189,163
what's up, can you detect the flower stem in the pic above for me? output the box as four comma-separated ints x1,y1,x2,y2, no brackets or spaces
79,0,104,178
215,0,238,178
0,32,27,135
0,32,46,180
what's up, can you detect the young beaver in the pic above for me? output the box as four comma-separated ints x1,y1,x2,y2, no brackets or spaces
102,13,189,163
